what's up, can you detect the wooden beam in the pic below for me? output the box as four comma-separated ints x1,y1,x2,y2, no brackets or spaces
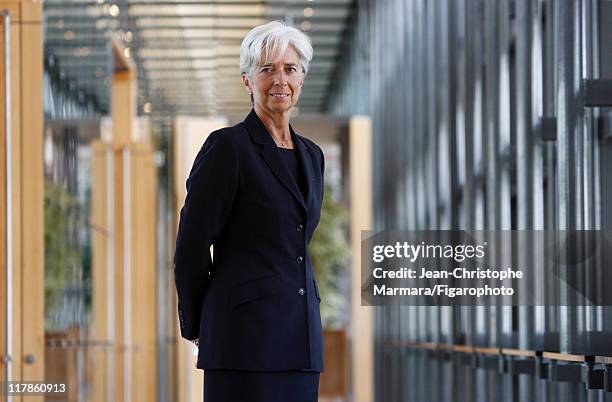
349,116,373,402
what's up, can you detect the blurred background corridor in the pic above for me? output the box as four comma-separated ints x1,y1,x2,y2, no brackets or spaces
2,0,612,401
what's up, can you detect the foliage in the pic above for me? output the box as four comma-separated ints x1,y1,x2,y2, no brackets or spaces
44,181,82,331
309,182,350,328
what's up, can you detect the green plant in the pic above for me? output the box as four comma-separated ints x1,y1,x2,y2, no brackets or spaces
309,182,350,328
44,181,82,331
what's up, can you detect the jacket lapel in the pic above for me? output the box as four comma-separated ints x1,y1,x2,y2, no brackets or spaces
244,109,312,213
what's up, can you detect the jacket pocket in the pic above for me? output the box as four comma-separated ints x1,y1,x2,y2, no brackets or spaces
313,279,321,302
229,275,278,308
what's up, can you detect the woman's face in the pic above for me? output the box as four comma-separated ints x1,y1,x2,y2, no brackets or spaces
242,45,304,117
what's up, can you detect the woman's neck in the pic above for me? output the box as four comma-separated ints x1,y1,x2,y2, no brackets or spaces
254,107,291,142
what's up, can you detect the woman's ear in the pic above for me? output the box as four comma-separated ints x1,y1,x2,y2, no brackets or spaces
241,73,252,94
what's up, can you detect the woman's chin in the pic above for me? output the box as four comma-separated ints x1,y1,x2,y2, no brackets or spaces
266,104,293,114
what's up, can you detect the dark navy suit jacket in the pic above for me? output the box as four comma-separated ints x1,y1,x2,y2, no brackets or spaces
173,109,325,371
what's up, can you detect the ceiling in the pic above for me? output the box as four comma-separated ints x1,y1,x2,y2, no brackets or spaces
43,0,353,121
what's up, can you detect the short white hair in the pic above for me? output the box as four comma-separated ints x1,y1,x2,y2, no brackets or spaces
240,20,313,77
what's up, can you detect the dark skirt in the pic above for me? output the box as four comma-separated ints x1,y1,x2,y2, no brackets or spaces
204,369,320,402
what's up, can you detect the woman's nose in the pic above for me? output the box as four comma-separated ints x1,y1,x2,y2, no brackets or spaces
272,71,287,85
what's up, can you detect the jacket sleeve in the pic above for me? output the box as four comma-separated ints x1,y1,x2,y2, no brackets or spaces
173,131,239,340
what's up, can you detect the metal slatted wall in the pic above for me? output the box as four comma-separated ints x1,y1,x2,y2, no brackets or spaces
327,0,612,401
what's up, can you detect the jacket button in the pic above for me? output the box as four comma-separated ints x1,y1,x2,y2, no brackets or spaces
296,256,303,263
298,288,305,296
296,224,304,232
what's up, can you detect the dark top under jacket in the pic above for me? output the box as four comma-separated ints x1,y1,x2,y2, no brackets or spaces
173,109,325,372
279,147,307,200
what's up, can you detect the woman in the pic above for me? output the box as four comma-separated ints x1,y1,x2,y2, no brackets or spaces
173,20,325,402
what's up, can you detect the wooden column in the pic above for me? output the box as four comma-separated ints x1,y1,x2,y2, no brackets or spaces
129,141,158,402
0,2,44,401
348,116,373,402
111,38,158,402
91,141,114,402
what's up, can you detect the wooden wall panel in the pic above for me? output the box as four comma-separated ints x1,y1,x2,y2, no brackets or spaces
111,40,158,402
91,141,113,402
130,143,158,402
0,3,43,402
19,13,43,387
0,7,9,385
349,116,373,402
8,14,22,396
113,147,127,402
112,71,136,149
0,8,24,390
112,144,159,402
320,329,349,398
111,40,134,402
